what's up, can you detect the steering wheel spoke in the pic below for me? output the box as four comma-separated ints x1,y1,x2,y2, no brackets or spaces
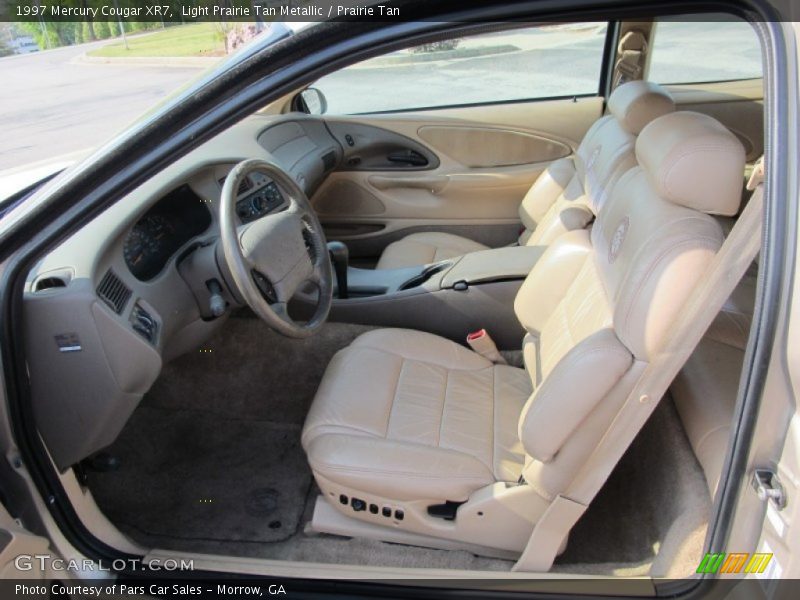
271,301,290,320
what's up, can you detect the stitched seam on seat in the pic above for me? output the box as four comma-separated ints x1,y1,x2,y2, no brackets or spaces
353,345,487,372
385,357,405,439
436,367,450,447
304,423,382,443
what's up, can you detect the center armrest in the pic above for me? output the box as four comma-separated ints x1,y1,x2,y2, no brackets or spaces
440,245,547,289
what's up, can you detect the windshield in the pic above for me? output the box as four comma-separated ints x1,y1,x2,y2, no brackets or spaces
0,20,300,177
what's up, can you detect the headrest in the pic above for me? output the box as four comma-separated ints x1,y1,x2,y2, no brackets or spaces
608,80,675,134
636,111,746,216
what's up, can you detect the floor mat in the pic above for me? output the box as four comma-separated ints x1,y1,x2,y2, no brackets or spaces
142,315,375,425
89,406,312,543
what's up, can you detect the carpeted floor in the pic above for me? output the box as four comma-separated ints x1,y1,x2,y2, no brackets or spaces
89,407,311,543
554,398,711,577
88,313,711,576
139,314,375,424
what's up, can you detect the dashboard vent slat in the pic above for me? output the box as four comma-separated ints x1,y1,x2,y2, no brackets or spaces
97,269,131,314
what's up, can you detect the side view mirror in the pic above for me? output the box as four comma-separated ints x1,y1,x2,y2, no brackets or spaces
295,88,328,115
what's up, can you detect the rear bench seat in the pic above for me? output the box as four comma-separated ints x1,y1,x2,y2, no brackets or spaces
670,275,756,496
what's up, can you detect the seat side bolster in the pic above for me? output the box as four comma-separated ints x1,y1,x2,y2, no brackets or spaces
514,229,592,335
306,434,495,502
518,329,633,463
519,156,577,232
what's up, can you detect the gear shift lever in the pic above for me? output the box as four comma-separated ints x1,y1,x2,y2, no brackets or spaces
327,241,349,299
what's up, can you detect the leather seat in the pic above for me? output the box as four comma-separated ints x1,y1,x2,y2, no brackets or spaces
375,81,675,270
302,329,532,501
303,111,745,554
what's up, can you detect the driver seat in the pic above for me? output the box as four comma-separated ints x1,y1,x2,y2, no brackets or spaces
302,112,745,556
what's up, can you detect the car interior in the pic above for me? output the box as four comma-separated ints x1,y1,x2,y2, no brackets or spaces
19,16,765,579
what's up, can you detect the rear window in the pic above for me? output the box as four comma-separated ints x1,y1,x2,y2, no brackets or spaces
648,18,762,85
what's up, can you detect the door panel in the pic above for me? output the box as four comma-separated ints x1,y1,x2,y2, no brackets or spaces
666,79,764,162
416,125,571,168
311,96,604,258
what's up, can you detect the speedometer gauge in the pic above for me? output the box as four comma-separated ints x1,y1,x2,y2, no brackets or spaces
123,215,174,281
123,184,212,282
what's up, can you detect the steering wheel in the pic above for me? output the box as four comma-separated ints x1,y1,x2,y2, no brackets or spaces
219,158,332,338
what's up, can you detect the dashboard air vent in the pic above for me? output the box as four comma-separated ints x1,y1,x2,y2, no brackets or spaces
97,269,131,314
35,277,67,291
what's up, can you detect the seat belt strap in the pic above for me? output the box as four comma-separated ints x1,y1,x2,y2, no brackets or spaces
513,159,765,572
613,30,648,86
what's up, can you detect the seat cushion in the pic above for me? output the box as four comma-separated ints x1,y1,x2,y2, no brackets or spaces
301,329,532,502
375,233,489,270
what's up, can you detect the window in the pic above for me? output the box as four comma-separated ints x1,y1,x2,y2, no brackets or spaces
648,18,762,85
313,23,608,115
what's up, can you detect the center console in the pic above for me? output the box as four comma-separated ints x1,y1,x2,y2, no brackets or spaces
312,245,546,349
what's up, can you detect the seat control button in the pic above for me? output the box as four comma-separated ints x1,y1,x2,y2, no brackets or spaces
382,507,391,517
339,494,348,505
369,503,379,514
453,280,468,291
351,498,366,512
395,509,404,521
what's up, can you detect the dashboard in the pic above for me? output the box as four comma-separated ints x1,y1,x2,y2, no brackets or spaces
23,114,343,471
122,171,289,283
123,184,212,281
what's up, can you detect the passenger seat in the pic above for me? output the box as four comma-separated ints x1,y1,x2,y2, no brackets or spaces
375,80,676,269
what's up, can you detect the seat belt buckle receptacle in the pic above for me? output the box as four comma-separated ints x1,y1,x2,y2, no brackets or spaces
467,329,507,364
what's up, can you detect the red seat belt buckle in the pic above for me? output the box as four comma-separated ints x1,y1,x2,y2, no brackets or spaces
466,329,506,364
467,329,487,342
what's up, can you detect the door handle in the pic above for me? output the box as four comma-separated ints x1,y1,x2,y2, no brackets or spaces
386,149,429,167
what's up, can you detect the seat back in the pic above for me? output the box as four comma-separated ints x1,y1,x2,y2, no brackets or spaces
519,80,675,247
512,111,745,501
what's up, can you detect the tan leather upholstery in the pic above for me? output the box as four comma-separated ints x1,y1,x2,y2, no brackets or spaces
375,81,675,270
671,276,755,495
303,112,744,553
302,329,531,501
373,232,489,270
636,111,746,216
607,80,678,134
